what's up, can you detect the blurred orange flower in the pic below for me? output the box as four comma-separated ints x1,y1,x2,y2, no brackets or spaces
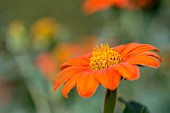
31,17,58,50
83,0,155,14
53,42,162,98
52,37,97,66
83,0,128,14
52,43,85,66
31,17,58,38
36,52,57,79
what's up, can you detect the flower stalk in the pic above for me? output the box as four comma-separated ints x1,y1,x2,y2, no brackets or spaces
103,89,117,113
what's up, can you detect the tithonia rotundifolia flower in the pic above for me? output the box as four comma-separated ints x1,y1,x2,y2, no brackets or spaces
53,42,162,98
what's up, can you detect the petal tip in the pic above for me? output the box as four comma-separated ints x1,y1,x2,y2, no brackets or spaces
63,95,68,99
53,85,59,92
154,64,160,68
53,88,56,92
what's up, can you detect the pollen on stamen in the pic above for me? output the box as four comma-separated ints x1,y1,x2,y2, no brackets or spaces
90,44,122,70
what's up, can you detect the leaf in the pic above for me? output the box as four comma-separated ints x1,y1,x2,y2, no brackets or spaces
118,97,150,113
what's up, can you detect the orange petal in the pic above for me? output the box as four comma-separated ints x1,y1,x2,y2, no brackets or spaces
119,43,142,58
122,43,159,58
95,68,121,90
53,67,88,91
53,66,86,85
130,44,159,53
126,51,162,62
77,72,99,98
114,62,140,80
60,53,91,70
83,0,114,15
113,45,126,54
53,67,73,85
142,51,162,62
62,75,81,98
125,55,160,68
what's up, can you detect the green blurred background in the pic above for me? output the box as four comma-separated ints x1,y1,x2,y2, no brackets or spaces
0,0,170,113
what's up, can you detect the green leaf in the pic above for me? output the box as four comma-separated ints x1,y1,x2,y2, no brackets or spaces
119,98,150,113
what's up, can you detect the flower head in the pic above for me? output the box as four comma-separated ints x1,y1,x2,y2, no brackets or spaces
36,52,57,79
31,17,58,38
53,42,162,98
83,0,156,14
83,0,128,14
31,17,58,50
52,43,85,65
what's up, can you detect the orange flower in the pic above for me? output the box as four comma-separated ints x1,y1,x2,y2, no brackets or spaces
52,43,85,65
83,0,156,14
31,17,58,50
31,17,58,38
36,52,57,79
53,42,162,98
83,0,128,14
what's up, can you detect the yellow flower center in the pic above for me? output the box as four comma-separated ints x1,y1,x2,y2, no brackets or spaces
90,44,122,70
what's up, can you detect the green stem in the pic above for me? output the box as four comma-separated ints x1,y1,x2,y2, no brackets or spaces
103,89,117,113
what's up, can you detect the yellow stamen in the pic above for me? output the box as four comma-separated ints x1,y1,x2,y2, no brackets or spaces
90,44,122,70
